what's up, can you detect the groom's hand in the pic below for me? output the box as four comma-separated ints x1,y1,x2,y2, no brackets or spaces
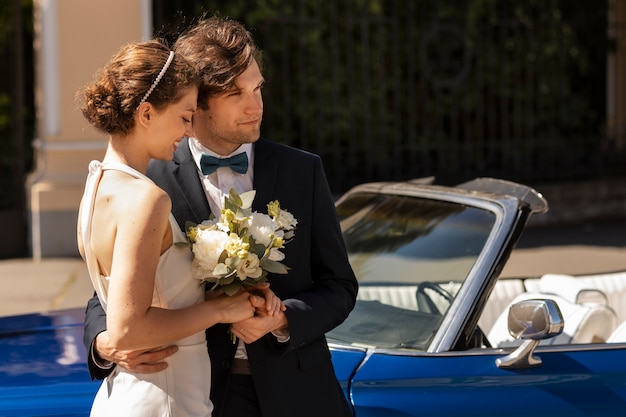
231,295,289,344
94,330,178,373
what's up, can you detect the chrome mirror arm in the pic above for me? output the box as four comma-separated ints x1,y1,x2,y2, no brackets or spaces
496,339,542,369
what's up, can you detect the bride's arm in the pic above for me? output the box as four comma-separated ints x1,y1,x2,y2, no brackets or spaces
105,184,255,351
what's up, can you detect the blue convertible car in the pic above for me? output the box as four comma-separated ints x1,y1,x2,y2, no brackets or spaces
2,177,626,416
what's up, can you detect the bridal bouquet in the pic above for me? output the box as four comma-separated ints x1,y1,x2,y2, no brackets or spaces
184,189,297,295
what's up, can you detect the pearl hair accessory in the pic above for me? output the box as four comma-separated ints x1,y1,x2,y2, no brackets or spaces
135,51,175,112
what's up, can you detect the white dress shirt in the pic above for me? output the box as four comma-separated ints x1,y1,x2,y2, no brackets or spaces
188,138,289,360
188,137,254,216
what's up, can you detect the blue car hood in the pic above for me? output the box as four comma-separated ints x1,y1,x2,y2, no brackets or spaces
0,309,97,416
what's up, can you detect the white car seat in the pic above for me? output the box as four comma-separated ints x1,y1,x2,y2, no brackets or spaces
357,285,419,311
607,321,626,343
488,292,617,347
538,274,608,305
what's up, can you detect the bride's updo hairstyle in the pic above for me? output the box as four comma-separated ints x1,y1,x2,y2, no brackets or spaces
79,39,197,135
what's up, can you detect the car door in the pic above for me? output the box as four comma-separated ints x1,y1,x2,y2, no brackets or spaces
338,344,626,417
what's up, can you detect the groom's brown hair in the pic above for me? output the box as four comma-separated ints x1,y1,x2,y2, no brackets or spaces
174,15,262,110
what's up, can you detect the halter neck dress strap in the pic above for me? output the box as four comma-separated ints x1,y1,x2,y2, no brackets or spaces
79,160,154,311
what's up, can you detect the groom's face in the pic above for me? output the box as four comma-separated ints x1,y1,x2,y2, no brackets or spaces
192,59,264,156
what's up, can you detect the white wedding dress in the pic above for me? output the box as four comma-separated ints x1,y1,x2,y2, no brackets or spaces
80,161,213,417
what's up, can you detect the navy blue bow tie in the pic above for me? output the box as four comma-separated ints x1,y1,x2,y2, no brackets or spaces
200,152,249,175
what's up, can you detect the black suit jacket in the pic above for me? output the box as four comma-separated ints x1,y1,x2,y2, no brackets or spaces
83,138,358,417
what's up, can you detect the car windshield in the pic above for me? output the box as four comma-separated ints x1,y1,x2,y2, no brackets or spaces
328,191,496,350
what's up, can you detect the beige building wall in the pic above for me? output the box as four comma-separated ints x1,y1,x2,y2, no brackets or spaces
29,0,152,258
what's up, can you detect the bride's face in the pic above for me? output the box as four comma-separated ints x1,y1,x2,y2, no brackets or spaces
148,86,198,161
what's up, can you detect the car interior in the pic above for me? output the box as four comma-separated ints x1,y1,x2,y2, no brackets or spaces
480,272,626,346
329,271,626,351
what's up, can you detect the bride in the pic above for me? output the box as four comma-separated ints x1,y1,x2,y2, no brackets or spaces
76,39,282,417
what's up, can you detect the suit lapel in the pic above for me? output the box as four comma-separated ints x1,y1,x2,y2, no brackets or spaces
171,138,213,223
252,139,278,211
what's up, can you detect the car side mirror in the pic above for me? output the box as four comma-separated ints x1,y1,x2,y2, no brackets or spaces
496,299,564,369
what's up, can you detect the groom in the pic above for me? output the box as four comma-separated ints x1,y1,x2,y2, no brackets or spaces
83,15,358,417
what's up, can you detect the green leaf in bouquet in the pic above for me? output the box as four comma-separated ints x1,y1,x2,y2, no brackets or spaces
248,239,267,258
260,259,290,274
225,257,241,272
213,263,230,276
185,220,197,232
223,188,256,213
229,188,243,206
224,190,241,213
221,273,237,286
224,198,238,213
217,250,229,264
222,280,243,296
244,275,268,287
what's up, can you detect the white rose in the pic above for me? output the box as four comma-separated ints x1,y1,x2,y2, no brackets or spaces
276,210,297,230
236,253,263,280
192,229,229,277
247,213,277,246
268,247,285,261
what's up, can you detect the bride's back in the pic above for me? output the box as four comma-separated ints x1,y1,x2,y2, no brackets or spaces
78,169,172,278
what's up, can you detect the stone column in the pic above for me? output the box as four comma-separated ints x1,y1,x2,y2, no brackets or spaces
29,0,152,258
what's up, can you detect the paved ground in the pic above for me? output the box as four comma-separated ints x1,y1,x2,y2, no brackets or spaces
0,217,625,318
502,217,626,277
0,257,92,317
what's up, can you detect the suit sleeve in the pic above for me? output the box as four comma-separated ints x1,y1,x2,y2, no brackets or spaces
83,292,115,380
281,157,358,349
